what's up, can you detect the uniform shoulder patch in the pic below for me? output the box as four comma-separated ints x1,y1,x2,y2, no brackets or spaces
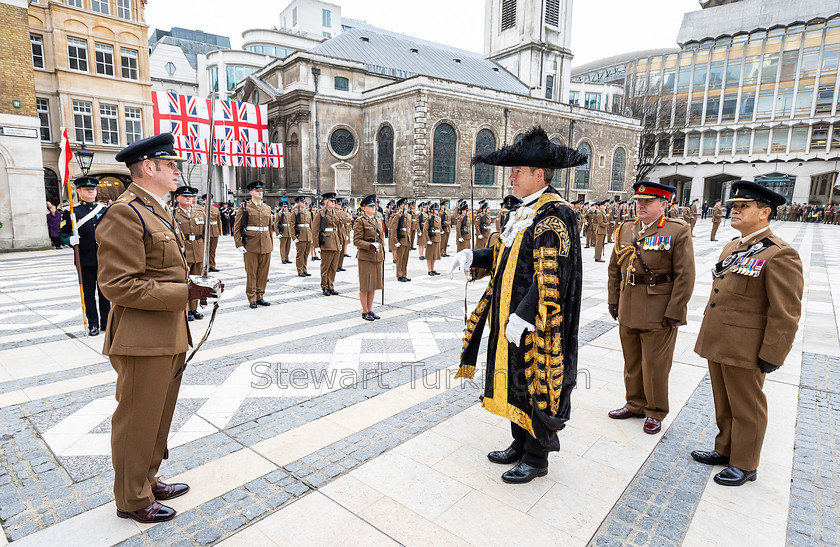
666,218,687,225
534,216,570,257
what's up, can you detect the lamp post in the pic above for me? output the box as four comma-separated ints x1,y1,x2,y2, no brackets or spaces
75,143,94,176
312,66,321,196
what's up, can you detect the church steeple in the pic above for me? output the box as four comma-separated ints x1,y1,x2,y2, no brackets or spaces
484,0,574,103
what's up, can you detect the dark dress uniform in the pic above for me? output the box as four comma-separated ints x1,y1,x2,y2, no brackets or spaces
233,193,273,305
607,182,695,433
311,194,342,294
60,177,110,334
353,212,385,291
693,181,803,486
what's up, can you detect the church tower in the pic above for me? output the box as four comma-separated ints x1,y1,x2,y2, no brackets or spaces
484,0,574,104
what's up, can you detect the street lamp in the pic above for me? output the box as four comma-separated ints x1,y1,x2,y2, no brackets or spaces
75,144,94,175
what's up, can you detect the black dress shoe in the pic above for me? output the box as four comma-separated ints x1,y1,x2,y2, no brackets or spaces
398,276,408,282
487,446,524,465
192,311,204,320
329,289,339,295
152,481,190,501
323,289,331,296
89,325,100,336
370,311,381,320
419,256,425,260
187,312,194,321
691,450,730,465
643,417,661,434
304,272,312,276
595,259,605,262
312,256,320,261
431,270,440,276
501,461,548,484
298,272,307,277
256,299,271,306
209,267,220,272
714,466,757,486
362,312,375,321
117,501,176,523
344,254,351,258
337,267,346,272
393,259,397,264
428,271,435,276
249,302,258,309
441,254,449,257
607,407,644,419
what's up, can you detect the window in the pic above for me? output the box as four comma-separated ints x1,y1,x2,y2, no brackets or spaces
690,97,704,124
117,0,131,19
66,0,83,6
770,127,788,153
209,66,219,93
329,128,355,157
95,43,114,76
545,75,554,100
735,130,751,154
832,127,840,151
119,48,138,80
801,47,820,77
810,123,829,152
705,95,720,123
719,129,734,155
686,133,700,155
676,65,691,93
780,50,799,81
432,123,457,184
501,0,516,31
67,37,88,72
323,32,331,38
756,89,774,119
740,90,756,119
584,93,601,110
100,104,119,145
36,98,51,142
292,7,297,26
568,91,579,105
761,53,779,83
816,82,835,114
91,0,109,14
776,87,793,117
794,85,813,117
31,34,44,69
376,126,394,183
672,132,685,156
823,45,840,73
226,65,256,91
574,142,591,189
742,56,760,84
474,129,496,186
73,100,93,144
708,61,723,89
546,0,560,27
692,64,707,91
610,148,626,191
721,93,737,122
322,9,331,27
164,61,176,77
125,107,142,145
789,126,808,153
662,69,675,93
725,61,741,87
334,76,349,91
753,129,770,154
701,131,717,155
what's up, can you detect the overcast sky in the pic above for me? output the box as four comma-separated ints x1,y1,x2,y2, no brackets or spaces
146,0,700,67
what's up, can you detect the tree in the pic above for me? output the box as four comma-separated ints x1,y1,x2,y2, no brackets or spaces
625,84,689,183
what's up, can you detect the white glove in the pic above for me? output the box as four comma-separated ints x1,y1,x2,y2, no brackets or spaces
315,248,321,256
478,235,484,239
370,242,379,251
293,238,299,243
427,240,432,245
395,242,401,248
458,237,464,242
505,314,536,347
237,246,246,254
69,235,80,246
448,249,473,280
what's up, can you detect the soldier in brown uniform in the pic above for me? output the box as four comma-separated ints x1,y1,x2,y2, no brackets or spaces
692,181,803,486
473,201,492,248
585,205,597,248
593,201,609,262
423,202,443,275
173,186,205,321
607,202,617,243
354,194,385,320
312,192,342,296
710,199,723,241
338,200,353,272
199,195,222,273
99,134,218,523
292,197,313,276
389,198,412,282
409,202,420,250
455,201,471,252
274,199,294,264
690,199,699,233
234,181,273,309
607,181,695,434
440,200,452,257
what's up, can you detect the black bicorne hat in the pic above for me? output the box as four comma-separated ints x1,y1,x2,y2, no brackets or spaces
471,126,587,169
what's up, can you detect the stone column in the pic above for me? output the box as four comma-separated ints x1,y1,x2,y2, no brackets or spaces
411,91,428,198
690,176,705,204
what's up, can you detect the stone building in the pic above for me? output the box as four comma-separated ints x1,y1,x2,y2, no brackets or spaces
229,1,640,206
0,0,46,249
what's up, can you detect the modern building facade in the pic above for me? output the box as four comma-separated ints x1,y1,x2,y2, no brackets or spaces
628,0,840,205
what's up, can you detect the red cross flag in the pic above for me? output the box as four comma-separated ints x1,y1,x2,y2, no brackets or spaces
214,99,268,142
152,91,211,140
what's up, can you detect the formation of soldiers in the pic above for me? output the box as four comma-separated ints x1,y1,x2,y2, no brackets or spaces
775,202,840,223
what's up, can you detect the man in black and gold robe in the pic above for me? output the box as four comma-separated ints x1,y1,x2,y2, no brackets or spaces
450,126,585,484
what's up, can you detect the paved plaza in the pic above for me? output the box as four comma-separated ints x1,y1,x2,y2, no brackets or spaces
0,218,837,546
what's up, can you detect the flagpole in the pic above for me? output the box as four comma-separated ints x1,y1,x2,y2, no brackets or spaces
67,170,88,335
202,96,216,277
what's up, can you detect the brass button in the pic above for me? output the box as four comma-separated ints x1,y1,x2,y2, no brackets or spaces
714,288,719,293
710,302,716,308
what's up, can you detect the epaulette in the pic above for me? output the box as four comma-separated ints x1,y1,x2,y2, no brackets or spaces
666,217,687,225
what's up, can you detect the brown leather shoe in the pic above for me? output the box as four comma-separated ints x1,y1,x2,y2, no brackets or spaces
608,407,645,420
152,481,190,501
643,417,662,434
116,501,176,523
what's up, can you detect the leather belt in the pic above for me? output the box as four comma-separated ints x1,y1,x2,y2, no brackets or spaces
627,272,674,286
246,226,269,231
184,234,203,241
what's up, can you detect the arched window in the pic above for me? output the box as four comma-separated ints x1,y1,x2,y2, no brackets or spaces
473,129,496,186
286,132,300,185
334,76,349,91
610,148,626,192
432,123,457,184
514,133,525,144
377,125,394,184
574,142,591,189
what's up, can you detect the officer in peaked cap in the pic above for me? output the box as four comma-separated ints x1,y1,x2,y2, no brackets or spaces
275,197,294,264
593,200,609,262
388,197,413,282
59,175,109,336
234,181,274,308
292,196,313,276
607,181,695,435
200,194,222,272
98,133,220,523
473,200,492,249
173,186,205,321
312,192,342,295
354,194,386,319
692,181,803,486
440,199,453,257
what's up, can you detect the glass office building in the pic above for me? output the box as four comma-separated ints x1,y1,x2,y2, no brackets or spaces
626,0,840,205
